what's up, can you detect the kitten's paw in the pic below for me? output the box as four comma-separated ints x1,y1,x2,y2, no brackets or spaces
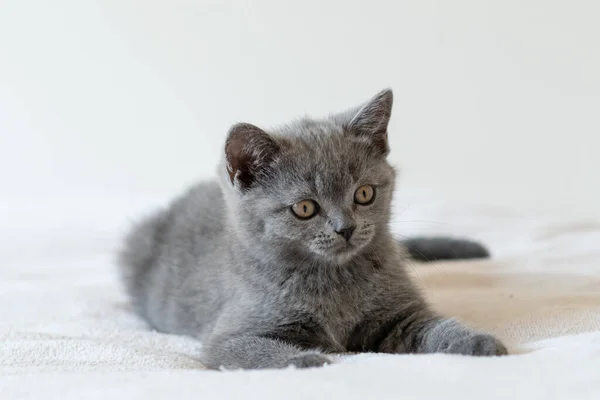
443,333,508,356
286,353,332,368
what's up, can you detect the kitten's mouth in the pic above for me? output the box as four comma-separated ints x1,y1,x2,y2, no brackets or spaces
330,241,363,257
334,242,354,253
313,237,372,261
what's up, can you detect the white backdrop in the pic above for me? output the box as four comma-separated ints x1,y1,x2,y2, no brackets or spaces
1,0,599,216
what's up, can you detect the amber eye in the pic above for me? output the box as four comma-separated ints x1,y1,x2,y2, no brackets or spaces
354,185,375,205
291,200,319,219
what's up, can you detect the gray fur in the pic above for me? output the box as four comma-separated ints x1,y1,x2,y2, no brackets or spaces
401,237,490,262
118,89,506,370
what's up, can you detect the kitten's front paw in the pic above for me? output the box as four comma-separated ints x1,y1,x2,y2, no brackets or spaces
443,333,507,356
286,353,332,368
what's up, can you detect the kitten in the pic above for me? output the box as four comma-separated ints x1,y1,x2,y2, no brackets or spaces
118,89,506,370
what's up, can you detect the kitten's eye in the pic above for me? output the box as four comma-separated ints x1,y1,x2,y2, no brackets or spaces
291,200,319,219
354,185,375,205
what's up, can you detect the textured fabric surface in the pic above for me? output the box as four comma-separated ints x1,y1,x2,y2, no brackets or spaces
1,194,599,399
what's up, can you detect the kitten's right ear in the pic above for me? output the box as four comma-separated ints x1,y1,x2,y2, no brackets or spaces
347,89,393,155
225,123,280,191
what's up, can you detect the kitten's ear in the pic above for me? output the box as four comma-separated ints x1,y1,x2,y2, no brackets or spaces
347,89,393,155
225,123,280,190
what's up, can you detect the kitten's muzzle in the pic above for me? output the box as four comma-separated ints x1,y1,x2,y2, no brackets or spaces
335,226,356,241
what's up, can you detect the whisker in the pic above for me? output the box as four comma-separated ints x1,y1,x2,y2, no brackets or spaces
395,234,447,276
405,257,425,285
388,220,454,226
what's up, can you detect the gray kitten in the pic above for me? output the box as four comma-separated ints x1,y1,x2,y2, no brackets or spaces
118,89,506,370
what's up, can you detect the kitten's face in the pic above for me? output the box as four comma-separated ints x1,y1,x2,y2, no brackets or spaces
224,89,395,265
236,121,395,265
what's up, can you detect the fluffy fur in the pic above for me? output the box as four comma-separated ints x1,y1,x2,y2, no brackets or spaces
118,89,506,370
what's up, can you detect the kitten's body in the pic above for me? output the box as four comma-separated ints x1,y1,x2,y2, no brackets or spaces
123,181,423,350
119,90,506,369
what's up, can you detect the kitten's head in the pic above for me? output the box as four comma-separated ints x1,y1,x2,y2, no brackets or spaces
221,89,396,265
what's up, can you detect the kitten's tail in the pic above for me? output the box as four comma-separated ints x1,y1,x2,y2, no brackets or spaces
398,237,490,262
117,209,169,316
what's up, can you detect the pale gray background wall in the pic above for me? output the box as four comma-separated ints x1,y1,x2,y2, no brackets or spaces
1,1,598,215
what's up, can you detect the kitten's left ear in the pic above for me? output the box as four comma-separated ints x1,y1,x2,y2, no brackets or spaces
225,123,280,191
347,88,393,155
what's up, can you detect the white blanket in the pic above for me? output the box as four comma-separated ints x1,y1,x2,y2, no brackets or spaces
1,194,599,399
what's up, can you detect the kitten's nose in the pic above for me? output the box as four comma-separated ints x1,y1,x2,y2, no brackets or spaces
335,226,356,241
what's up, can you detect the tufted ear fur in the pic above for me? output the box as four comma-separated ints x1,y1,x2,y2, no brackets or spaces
225,123,280,191
347,89,393,155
